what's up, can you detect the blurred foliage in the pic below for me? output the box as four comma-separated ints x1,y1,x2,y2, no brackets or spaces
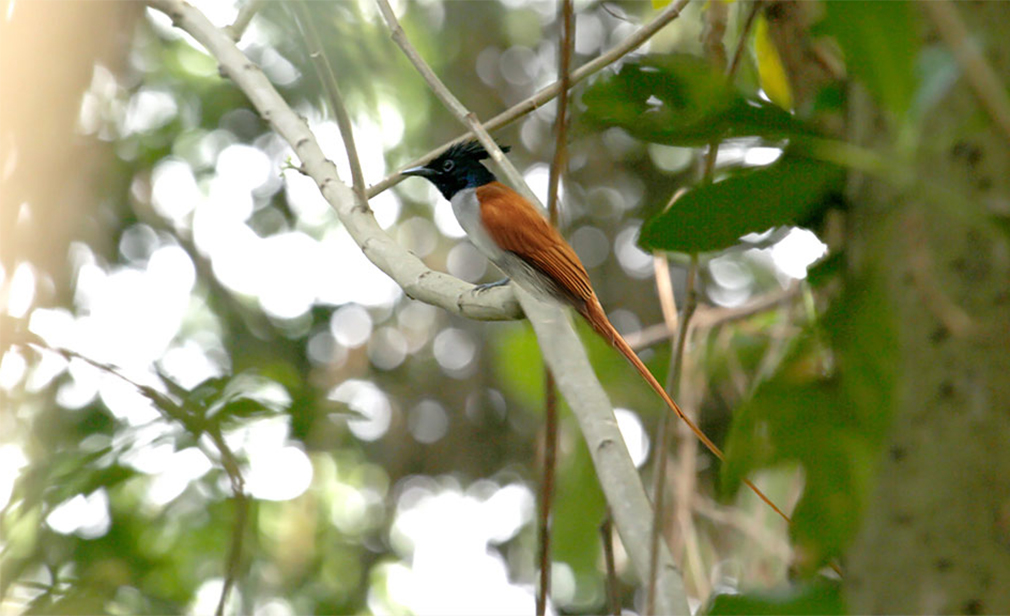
639,153,842,254
0,0,958,614
753,14,793,111
821,0,920,127
582,53,810,146
707,579,845,615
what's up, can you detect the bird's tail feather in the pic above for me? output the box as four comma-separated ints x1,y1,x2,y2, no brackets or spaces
578,296,791,524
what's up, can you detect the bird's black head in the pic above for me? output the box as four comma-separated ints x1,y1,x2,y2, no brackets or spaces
402,140,511,200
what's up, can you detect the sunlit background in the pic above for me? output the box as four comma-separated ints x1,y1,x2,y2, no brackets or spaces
1,0,827,614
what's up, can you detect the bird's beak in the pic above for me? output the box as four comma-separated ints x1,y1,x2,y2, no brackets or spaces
401,165,435,178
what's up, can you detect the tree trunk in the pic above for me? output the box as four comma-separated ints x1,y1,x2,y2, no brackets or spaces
845,3,1010,613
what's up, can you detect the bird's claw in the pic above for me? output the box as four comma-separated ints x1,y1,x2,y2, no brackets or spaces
473,278,510,293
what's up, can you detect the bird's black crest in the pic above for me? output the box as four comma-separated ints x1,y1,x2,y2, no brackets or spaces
406,139,512,200
442,139,511,162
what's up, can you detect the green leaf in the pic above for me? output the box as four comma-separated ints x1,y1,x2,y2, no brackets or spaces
582,54,811,146
823,0,920,123
723,378,867,571
754,14,793,111
722,267,898,572
202,372,291,422
638,155,842,254
823,265,899,446
706,579,844,615
805,251,844,288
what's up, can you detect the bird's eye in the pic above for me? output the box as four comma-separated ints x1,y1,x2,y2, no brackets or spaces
441,159,455,172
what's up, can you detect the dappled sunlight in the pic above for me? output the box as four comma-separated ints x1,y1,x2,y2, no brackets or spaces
143,447,214,507
6,262,36,319
330,379,393,442
45,489,111,539
614,222,654,279
1,0,901,612
246,445,313,501
432,327,478,379
769,228,828,280
385,478,539,615
614,408,649,469
0,444,29,511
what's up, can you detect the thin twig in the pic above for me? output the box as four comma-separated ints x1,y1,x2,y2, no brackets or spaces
728,1,762,79
625,283,802,351
645,7,776,600
695,0,798,543
215,491,248,616
374,0,536,206
673,337,709,600
537,4,574,613
546,0,575,225
223,0,263,42
21,338,249,616
645,253,677,614
210,425,248,616
366,0,693,198
922,0,1010,144
292,1,367,204
647,14,727,600
646,255,698,615
537,370,558,616
600,516,621,616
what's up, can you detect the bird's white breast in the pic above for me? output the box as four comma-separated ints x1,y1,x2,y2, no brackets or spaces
450,188,505,262
449,187,563,303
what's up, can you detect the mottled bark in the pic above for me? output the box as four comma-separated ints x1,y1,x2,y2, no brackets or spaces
845,3,1010,613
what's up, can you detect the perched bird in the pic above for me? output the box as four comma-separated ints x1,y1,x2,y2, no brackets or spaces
402,140,786,519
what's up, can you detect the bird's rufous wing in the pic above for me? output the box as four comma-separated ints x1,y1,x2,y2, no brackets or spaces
476,182,594,304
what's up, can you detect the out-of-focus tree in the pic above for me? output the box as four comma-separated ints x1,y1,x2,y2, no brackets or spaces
1,1,1007,614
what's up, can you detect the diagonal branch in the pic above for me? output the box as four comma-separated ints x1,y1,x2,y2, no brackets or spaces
366,0,692,198
374,1,690,612
375,0,536,205
223,0,263,42
515,288,690,616
545,0,575,226
146,0,522,323
291,1,367,203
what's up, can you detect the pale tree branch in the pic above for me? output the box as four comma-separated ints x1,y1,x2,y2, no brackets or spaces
146,0,522,323
624,282,802,351
647,255,698,614
148,0,694,610
223,0,263,42
515,288,690,616
374,1,689,612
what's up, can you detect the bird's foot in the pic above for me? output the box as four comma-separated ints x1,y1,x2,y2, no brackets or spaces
473,278,510,293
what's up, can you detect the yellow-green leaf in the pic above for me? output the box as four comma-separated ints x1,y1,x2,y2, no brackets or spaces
754,14,793,111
